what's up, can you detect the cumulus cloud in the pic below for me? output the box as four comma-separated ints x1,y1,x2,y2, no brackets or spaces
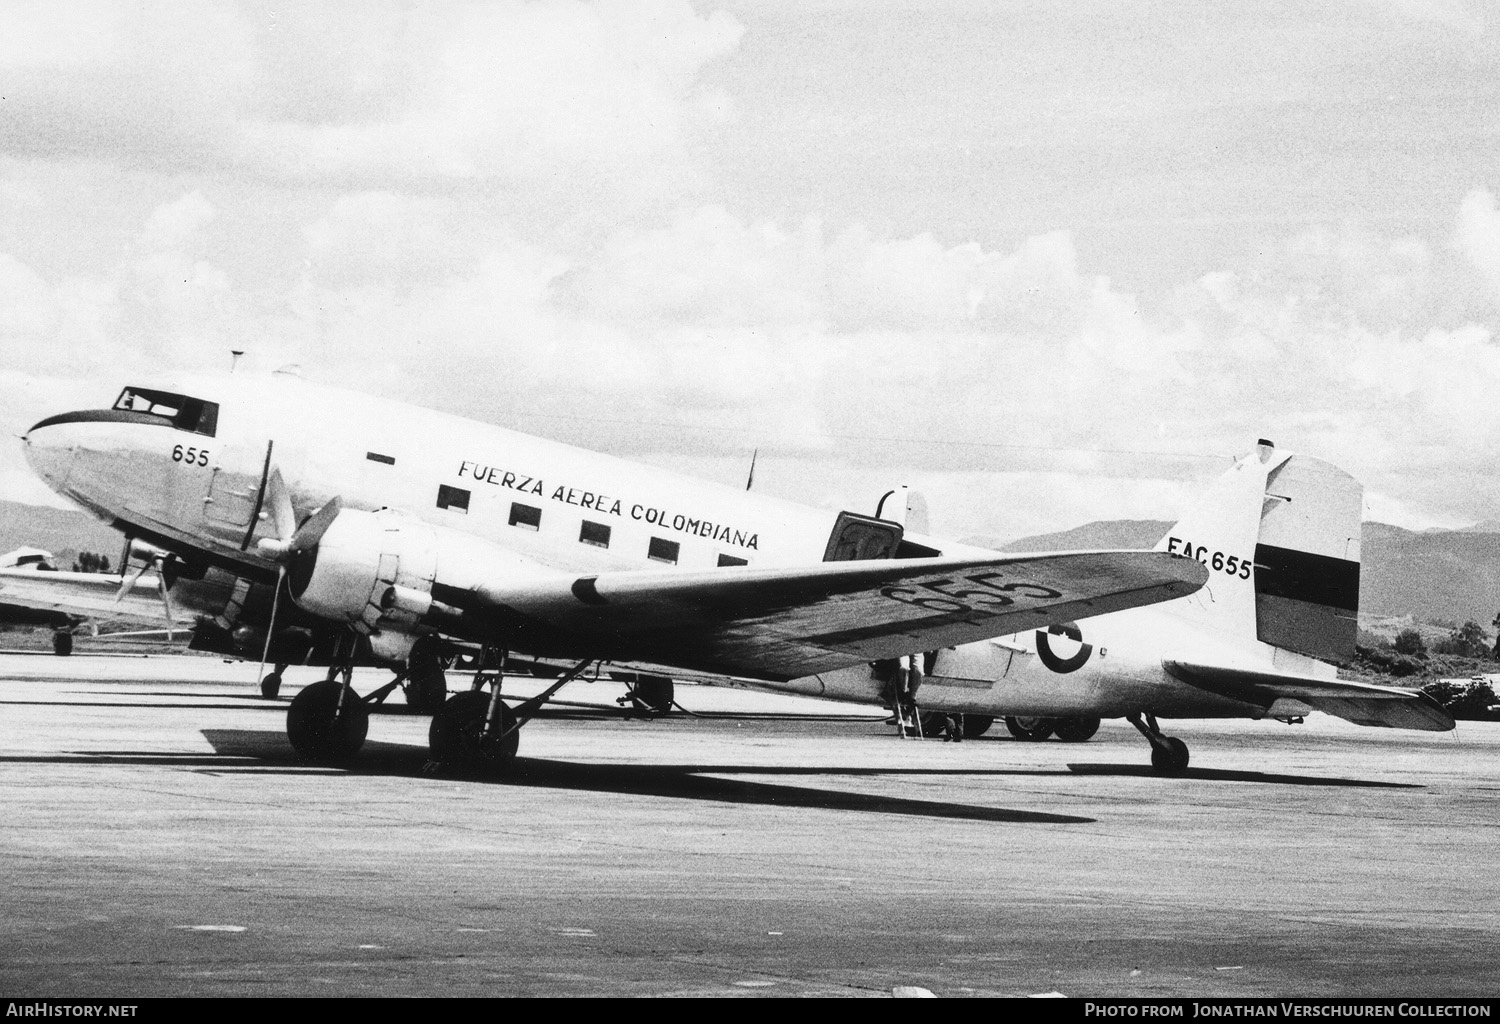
0,254,57,339
138,191,217,252
1456,188,1500,302
0,0,742,206
8,175,1500,538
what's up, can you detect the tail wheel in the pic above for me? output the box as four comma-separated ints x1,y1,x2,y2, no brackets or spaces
1005,716,1056,741
287,680,369,761
961,715,994,737
1151,736,1190,774
1053,716,1101,742
429,691,519,774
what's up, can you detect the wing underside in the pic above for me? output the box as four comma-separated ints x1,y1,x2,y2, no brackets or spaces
467,550,1207,681
1163,659,1455,731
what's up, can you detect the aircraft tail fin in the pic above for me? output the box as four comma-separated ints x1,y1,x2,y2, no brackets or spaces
1156,440,1362,663
1253,449,1362,662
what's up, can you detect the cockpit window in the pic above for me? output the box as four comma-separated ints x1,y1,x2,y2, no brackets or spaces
113,387,219,437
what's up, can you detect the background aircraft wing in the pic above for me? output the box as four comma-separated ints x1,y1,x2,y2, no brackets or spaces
0,567,172,626
1163,659,1455,731
470,551,1207,681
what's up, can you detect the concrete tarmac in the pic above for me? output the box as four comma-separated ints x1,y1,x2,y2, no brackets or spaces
1,652,1496,999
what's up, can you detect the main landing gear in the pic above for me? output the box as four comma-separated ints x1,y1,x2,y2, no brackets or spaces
1128,712,1189,773
910,712,993,739
286,662,369,762
285,633,401,761
428,647,596,775
1002,716,1101,742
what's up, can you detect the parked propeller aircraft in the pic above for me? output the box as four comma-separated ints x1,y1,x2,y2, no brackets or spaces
739,441,1454,770
16,368,1206,773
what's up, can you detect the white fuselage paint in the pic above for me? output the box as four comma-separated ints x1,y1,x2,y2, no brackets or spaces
26,372,936,580
768,591,1337,722
25,371,1291,722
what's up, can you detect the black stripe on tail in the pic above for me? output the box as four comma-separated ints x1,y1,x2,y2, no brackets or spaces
1253,543,1360,663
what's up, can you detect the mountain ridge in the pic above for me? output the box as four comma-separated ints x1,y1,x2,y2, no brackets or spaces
4,498,1499,627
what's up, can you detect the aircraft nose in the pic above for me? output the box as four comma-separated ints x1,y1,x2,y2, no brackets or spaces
22,416,77,492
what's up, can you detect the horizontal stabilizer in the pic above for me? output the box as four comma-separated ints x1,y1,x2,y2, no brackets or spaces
1163,659,1454,732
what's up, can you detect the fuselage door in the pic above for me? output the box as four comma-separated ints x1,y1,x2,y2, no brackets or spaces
823,511,903,562
204,439,273,544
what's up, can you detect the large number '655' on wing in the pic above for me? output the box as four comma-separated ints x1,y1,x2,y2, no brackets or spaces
465,551,1209,681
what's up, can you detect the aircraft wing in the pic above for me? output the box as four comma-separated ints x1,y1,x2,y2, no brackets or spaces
0,568,172,626
468,551,1207,681
1163,659,1455,732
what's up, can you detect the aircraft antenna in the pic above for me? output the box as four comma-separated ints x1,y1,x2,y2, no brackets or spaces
230,349,244,374
745,448,758,491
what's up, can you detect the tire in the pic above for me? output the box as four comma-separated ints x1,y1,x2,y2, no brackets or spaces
961,715,994,737
1053,716,1101,742
52,631,73,657
259,672,282,700
633,676,674,714
429,691,519,774
286,679,369,761
916,711,948,737
1005,716,1056,741
1150,736,1190,774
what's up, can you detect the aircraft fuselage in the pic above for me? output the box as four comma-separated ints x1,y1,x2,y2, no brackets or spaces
24,372,914,585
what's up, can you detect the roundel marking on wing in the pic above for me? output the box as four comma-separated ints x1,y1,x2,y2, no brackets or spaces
1035,621,1093,674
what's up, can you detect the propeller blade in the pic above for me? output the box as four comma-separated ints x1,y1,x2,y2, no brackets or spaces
156,571,175,628
113,561,151,604
256,567,286,691
264,467,297,543
288,496,343,554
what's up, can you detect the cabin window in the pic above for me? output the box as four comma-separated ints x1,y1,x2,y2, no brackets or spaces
579,520,611,548
366,451,396,466
437,485,470,513
509,502,541,531
717,554,748,567
112,387,219,437
648,537,679,564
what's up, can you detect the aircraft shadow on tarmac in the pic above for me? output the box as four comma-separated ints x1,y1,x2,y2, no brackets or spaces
189,728,1094,824
1064,763,1419,788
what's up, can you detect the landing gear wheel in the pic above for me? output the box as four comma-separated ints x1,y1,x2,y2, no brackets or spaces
961,715,994,738
1053,716,1101,742
286,679,369,761
52,630,73,657
917,711,949,737
1150,736,1190,774
633,676,674,715
259,672,283,700
1005,716,1056,741
429,691,519,774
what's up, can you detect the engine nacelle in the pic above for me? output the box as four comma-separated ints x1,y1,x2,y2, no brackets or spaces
289,508,438,634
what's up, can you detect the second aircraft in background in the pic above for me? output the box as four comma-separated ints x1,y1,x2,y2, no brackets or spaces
738,441,1453,770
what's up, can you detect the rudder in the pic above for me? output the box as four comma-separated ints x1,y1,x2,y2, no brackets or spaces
1254,454,1362,663
1154,440,1362,664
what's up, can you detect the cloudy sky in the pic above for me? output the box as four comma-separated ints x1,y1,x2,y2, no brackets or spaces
2,0,1498,541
